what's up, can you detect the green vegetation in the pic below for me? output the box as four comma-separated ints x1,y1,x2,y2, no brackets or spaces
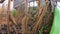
12,9,17,16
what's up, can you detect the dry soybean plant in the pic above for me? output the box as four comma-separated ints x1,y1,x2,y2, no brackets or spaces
0,0,53,34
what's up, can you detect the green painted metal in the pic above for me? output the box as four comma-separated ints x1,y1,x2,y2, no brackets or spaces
50,5,60,34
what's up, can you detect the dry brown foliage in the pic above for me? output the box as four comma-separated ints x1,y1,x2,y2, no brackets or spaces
0,0,52,34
